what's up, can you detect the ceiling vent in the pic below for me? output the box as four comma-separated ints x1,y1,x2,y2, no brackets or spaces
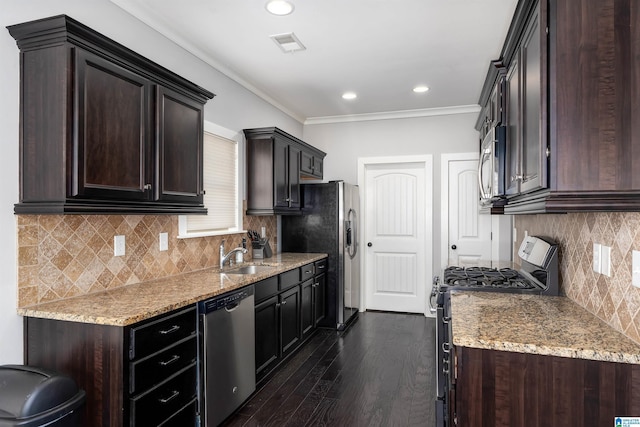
270,32,306,53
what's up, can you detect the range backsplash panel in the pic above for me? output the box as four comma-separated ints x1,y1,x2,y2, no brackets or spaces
514,212,640,344
17,208,276,307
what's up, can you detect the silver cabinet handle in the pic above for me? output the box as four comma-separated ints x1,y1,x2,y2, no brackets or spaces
158,390,180,404
159,355,180,367
143,183,152,190
158,325,180,335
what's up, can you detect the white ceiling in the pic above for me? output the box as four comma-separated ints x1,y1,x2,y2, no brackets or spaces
111,0,518,123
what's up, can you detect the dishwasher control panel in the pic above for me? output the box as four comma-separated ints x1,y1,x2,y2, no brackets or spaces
201,287,253,313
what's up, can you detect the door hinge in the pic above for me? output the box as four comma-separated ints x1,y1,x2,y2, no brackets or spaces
491,232,493,241
546,147,551,158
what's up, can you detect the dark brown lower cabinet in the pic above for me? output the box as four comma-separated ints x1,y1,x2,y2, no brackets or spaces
254,262,327,384
454,346,640,427
23,306,198,427
301,279,314,340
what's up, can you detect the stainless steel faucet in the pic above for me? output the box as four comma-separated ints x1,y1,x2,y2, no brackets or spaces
219,239,248,268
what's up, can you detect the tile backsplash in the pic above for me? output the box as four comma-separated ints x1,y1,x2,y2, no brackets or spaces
515,212,640,344
17,208,276,307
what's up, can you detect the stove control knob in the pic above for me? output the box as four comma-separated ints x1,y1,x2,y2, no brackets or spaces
451,245,457,250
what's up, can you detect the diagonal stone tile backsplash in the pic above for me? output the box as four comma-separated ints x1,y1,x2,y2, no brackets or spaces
514,212,640,345
17,209,276,308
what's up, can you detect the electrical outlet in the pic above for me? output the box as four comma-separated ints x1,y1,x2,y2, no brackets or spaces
601,245,611,277
593,243,601,274
159,232,168,251
114,235,126,257
633,251,640,288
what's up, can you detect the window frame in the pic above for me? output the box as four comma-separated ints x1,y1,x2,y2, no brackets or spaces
177,121,245,238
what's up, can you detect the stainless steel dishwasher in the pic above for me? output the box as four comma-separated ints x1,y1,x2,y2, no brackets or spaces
198,286,255,427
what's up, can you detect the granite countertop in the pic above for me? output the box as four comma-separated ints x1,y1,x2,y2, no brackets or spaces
18,253,327,327
451,291,640,364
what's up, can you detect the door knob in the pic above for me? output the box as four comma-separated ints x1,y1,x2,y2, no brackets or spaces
367,242,372,247
451,245,457,250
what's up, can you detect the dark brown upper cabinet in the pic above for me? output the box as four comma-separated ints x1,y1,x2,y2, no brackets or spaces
478,0,640,213
244,127,326,216
8,15,214,214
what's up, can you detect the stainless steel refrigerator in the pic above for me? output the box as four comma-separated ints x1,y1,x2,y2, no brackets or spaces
281,181,360,330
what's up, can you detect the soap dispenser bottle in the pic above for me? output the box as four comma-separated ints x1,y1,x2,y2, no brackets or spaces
236,237,246,263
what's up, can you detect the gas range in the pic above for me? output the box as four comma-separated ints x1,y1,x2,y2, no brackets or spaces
433,235,560,297
432,235,560,427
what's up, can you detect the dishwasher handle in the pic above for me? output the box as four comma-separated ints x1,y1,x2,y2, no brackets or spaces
225,302,239,312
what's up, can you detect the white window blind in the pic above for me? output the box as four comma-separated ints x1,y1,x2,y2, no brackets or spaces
186,131,239,233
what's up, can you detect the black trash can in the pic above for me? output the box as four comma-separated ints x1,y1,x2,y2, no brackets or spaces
0,365,86,427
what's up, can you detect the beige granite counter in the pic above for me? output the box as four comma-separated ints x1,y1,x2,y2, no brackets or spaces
17,253,326,327
451,291,640,364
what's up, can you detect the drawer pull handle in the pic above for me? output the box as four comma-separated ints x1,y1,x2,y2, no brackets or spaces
159,325,180,335
159,355,180,367
317,265,325,269
304,270,313,274
158,390,180,404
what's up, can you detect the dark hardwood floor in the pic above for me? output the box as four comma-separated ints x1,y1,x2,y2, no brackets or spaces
223,311,436,427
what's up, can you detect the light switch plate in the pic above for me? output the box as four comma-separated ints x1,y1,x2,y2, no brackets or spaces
633,250,640,288
601,245,611,277
593,243,601,274
114,235,125,257
159,232,168,251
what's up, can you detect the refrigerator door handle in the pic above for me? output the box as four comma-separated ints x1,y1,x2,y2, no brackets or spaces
346,208,358,259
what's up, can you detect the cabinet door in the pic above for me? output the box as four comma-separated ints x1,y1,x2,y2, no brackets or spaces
300,151,314,175
255,295,279,378
313,273,327,326
288,144,301,209
155,86,204,204
301,279,314,340
273,138,290,209
519,6,545,194
73,49,151,201
505,55,521,196
280,285,301,357
312,156,323,178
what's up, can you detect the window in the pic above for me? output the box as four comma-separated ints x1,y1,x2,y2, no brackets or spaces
178,122,243,237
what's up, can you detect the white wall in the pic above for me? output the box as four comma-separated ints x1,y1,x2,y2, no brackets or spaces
0,0,303,364
303,112,480,273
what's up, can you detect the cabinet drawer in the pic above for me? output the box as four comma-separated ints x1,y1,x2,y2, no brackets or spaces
129,306,196,360
300,263,314,282
279,268,300,291
158,398,198,427
315,259,327,274
130,364,197,426
254,276,279,303
130,336,197,394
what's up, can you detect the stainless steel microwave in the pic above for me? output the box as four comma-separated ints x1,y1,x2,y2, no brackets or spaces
478,125,506,206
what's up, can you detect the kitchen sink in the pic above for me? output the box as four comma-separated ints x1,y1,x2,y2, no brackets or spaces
224,265,275,275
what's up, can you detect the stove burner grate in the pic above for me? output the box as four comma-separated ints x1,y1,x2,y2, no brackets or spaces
443,266,538,290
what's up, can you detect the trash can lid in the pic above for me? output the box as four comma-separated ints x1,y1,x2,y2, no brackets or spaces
0,365,80,419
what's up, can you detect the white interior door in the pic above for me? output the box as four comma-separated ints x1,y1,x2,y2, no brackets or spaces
441,154,492,268
359,157,432,314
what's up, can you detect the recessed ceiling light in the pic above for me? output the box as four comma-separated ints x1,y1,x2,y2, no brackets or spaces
413,85,430,93
265,0,295,16
342,92,357,100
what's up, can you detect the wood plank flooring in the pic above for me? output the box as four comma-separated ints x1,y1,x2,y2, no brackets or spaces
223,311,436,427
